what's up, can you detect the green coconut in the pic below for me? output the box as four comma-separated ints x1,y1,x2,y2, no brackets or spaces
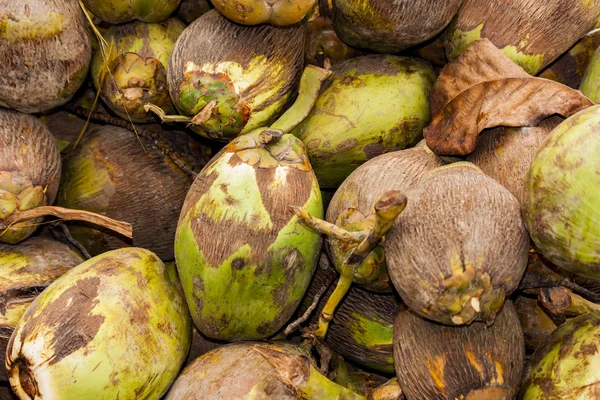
446,0,600,74
5,247,191,399
166,341,365,399
580,43,600,102
520,311,600,399
91,18,186,123
0,0,91,113
524,105,600,281
155,10,305,141
82,0,181,24
386,163,530,326
292,55,435,189
175,127,323,340
0,237,84,383
332,0,462,53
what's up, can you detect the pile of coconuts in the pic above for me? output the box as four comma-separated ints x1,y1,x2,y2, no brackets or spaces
4,0,600,399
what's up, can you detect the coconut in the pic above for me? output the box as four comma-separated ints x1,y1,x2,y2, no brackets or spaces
524,105,600,281
91,18,186,123
580,43,600,103
292,55,435,189
394,301,525,400
82,0,181,24
539,29,600,89
0,0,91,114
305,17,361,69
212,0,315,26
514,296,559,352
520,312,600,399
0,237,84,383
386,162,530,325
332,0,462,53
0,109,61,244
466,116,563,205
56,123,204,261
175,126,322,340
176,0,211,24
5,248,191,399
324,141,444,292
166,342,364,399
446,0,600,74
156,10,305,141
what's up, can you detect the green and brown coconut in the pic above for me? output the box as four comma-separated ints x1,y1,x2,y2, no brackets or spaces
5,247,191,399
149,10,305,141
520,311,600,399
91,18,186,123
82,0,181,24
56,123,205,261
386,163,530,325
332,0,463,53
446,0,600,74
394,301,525,400
524,105,600,281
175,127,323,340
0,0,91,113
166,341,365,399
292,55,435,189
212,0,316,26
0,110,62,244
0,237,84,383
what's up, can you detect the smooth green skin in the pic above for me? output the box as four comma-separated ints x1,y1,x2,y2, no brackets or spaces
580,45,600,102
346,312,395,374
524,105,600,280
447,24,545,74
175,133,323,341
521,312,600,399
83,0,181,24
6,248,192,400
292,56,435,188
91,18,185,88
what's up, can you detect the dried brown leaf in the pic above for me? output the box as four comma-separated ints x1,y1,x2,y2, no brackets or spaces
424,77,593,156
430,39,529,116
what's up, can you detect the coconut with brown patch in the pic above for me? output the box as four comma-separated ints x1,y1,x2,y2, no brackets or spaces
521,311,600,399
394,301,525,400
82,0,181,24
212,0,315,26
147,10,305,141
56,123,206,261
91,18,186,123
0,237,84,383
175,127,323,340
5,247,192,399
166,341,365,399
386,162,530,326
292,55,436,189
305,16,361,69
446,0,600,74
0,0,91,113
332,0,462,53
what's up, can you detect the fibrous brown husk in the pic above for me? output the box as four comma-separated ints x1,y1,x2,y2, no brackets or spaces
394,301,525,400
56,124,204,260
386,163,529,326
0,0,92,113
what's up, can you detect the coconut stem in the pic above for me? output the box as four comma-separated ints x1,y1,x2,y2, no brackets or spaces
1,206,133,239
312,191,407,339
143,103,193,124
539,286,600,317
271,65,331,134
290,206,365,243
